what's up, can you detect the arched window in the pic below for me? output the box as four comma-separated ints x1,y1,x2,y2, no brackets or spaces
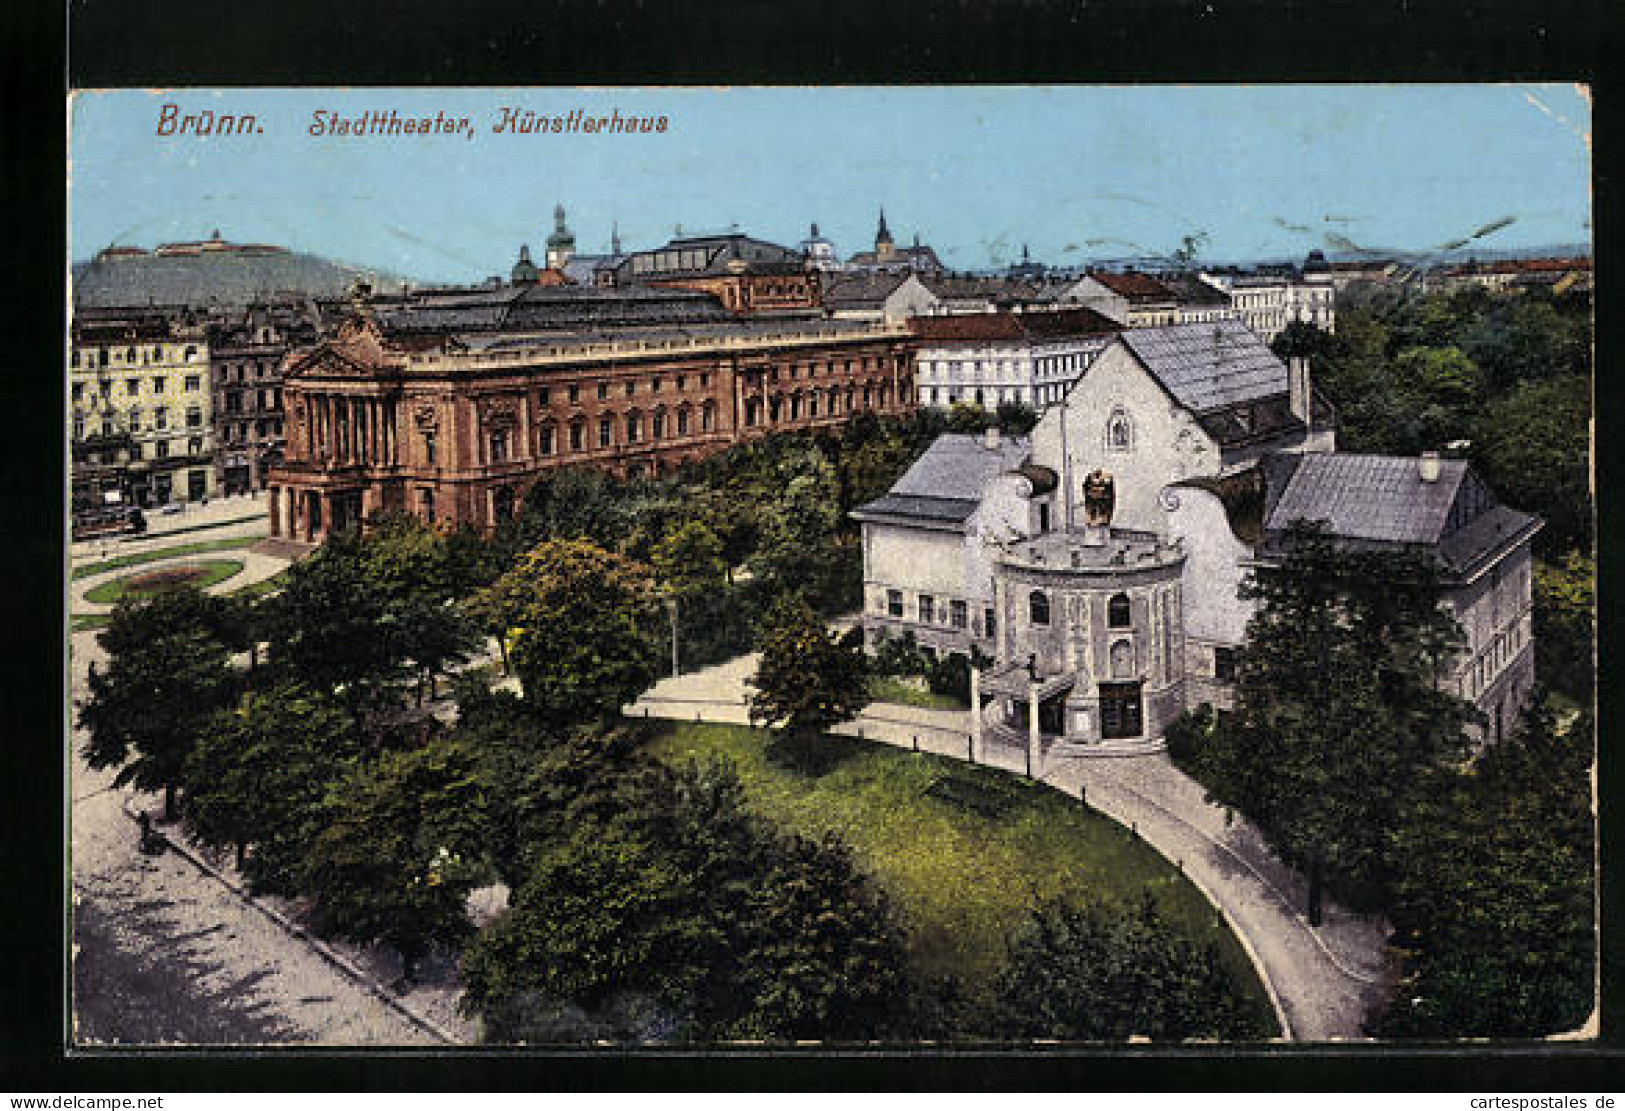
1106,407,1134,452
1110,639,1135,678
1108,592,1132,628
1029,591,1051,626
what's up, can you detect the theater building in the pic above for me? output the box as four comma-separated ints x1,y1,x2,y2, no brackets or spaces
267,289,914,542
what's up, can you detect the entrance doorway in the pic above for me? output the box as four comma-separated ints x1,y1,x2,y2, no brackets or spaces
1099,681,1144,739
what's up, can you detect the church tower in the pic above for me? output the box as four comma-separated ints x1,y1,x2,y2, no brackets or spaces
545,203,576,270
875,207,896,262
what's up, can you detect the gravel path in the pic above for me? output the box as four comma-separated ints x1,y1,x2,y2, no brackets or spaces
626,647,1397,1042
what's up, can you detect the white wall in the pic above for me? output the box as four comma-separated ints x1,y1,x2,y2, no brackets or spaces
1163,486,1254,645
1029,343,1224,537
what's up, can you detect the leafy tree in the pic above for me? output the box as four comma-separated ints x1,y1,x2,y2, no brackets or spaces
79,589,238,819
183,683,358,886
469,538,663,724
1192,524,1478,916
994,400,1039,435
987,897,1268,1041
748,448,845,601
296,737,493,981
749,594,871,763
1472,375,1592,553
460,824,711,1042
650,518,728,596
945,402,993,434
1532,551,1595,704
1377,696,1594,1037
1270,319,1336,361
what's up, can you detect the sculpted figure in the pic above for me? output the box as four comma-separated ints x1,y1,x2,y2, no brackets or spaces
1083,469,1115,527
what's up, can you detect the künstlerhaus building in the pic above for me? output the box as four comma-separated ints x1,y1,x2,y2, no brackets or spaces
267,283,914,542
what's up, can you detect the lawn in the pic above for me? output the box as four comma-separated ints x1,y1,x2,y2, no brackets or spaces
645,721,1277,1031
867,675,964,711
72,536,263,580
83,559,247,605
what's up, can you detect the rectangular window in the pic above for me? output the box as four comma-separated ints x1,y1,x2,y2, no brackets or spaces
677,408,689,435
599,416,613,448
154,409,168,430
652,412,664,439
887,589,903,617
918,595,935,624
651,378,663,393
424,431,437,465
569,422,584,451
676,375,686,391
72,383,83,401
184,375,201,392
489,429,508,463
153,376,166,393
155,439,169,459
421,488,436,523
985,607,996,639
625,381,635,397
597,382,609,400
539,425,556,455
100,381,112,399
700,373,710,388
626,414,640,442
568,384,581,404
186,408,202,428
951,600,968,630
1214,647,1238,682
126,378,140,396
537,386,550,406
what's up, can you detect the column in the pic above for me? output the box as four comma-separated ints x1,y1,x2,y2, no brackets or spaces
1027,678,1040,777
969,665,983,762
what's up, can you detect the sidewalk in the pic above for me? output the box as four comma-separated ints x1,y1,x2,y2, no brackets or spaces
72,490,271,564
626,650,1396,1042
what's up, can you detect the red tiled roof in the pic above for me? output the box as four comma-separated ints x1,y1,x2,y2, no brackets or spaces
1088,270,1176,302
909,307,1123,343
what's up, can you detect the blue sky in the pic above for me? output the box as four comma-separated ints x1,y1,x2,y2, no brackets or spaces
69,85,1592,283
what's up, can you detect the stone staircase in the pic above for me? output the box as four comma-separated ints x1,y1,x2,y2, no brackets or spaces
980,715,1166,760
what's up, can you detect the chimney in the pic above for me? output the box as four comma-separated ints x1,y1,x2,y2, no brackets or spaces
1288,355,1311,423
1419,450,1441,483
983,425,1002,451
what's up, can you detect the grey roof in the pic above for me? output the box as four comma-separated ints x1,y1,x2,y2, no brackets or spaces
73,250,411,310
820,272,911,308
1262,452,1541,574
853,433,1031,526
1119,319,1287,414
1265,453,1469,544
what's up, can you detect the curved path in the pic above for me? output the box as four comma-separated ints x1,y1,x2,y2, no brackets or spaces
627,653,1396,1042
71,545,290,616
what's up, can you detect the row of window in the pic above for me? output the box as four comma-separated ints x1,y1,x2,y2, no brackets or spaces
79,437,207,464
223,419,284,443
1028,591,1134,629
216,361,274,382
545,372,714,407
222,388,282,413
73,407,204,437
72,375,203,402
1467,620,1526,698
71,345,202,367
760,356,888,383
884,589,990,637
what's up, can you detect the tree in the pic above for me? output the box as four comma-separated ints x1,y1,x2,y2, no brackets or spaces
296,737,493,981
987,896,1268,1041
650,518,728,596
1532,551,1595,704
182,683,358,884
460,824,710,1042
468,538,663,725
749,594,871,763
1377,696,1594,1037
1191,524,1479,916
1473,375,1592,554
79,589,237,819
994,400,1039,435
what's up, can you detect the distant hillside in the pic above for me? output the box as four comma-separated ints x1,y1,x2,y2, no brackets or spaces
71,247,420,310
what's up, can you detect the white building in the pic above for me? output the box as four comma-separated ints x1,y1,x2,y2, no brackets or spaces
1200,255,1335,342
909,307,1123,413
854,318,1535,754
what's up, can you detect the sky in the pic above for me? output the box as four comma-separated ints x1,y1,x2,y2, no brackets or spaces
69,85,1592,284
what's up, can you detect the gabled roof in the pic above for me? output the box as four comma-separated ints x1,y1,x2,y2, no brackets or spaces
1152,272,1232,307
910,307,1122,344
1087,271,1177,302
820,272,913,308
1260,452,1541,575
852,433,1031,527
1118,319,1286,414
1265,453,1468,545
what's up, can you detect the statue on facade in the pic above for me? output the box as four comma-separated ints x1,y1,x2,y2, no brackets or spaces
1083,469,1115,528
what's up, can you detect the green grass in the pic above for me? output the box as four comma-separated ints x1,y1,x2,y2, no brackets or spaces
73,536,262,580
227,569,289,602
83,559,247,605
645,721,1277,1031
70,614,109,633
867,675,965,711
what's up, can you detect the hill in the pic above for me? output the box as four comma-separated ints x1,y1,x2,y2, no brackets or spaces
71,245,418,310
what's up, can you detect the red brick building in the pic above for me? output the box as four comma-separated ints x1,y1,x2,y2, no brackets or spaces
267,298,915,542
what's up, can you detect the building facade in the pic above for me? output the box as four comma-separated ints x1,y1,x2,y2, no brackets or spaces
266,297,915,542
856,319,1530,755
71,316,217,510
909,308,1122,413
209,303,321,495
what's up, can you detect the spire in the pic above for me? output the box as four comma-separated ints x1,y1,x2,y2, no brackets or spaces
1023,243,1031,261
811,221,820,238
876,206,893,246
553,203,567,232
611,221,622,255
